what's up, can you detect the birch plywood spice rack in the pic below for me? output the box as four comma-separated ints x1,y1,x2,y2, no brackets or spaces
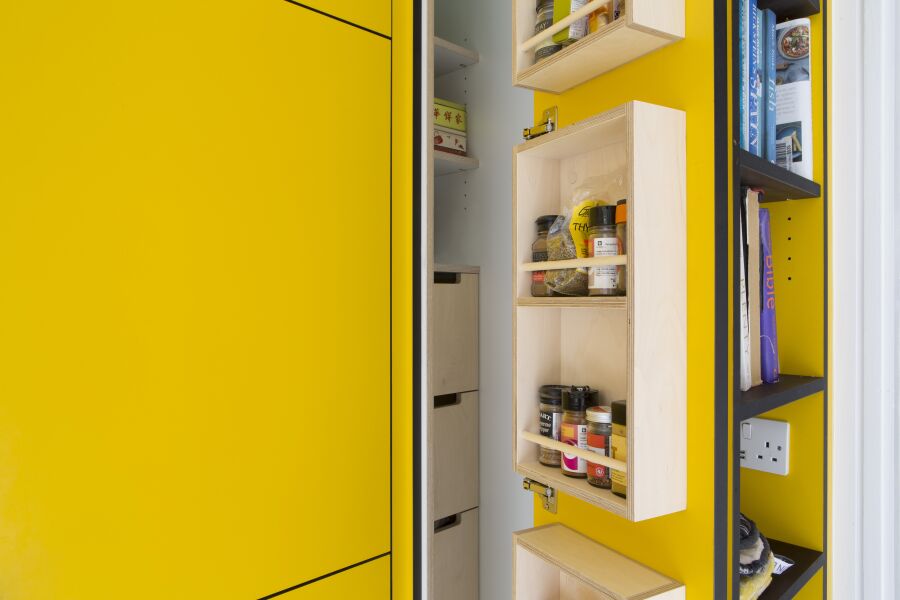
512,0,684,93
512,101,687,521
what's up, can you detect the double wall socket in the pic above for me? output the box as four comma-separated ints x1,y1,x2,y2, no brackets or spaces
739,417,790,476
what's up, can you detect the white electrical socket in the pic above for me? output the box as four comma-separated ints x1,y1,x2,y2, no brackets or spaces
739,417,790,476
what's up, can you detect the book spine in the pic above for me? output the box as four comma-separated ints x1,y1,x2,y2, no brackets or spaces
759,208,780,384
741,0,749,151
765,9,777,162
748,0,761,157
739,193,751,391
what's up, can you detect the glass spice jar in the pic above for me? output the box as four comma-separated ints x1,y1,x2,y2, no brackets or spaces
537,385,565,466
534,0,562,62
532,215,558,297
615,199,627,295
586,406,612,489
560,386,590,478
588,205,620,296
610,399,627,498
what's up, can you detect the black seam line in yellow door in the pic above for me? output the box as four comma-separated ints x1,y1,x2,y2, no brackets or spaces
282,0,391,41
256,551,391,599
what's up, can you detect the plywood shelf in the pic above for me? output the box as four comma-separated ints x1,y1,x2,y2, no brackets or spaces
434,36,479,77
738,149,820,201
514,523,685,599
513,101,686,521
736,375,825,422
513,0,684,93
757,0,820,19
756,538,824,599
517,296,627,309
435,150,478,176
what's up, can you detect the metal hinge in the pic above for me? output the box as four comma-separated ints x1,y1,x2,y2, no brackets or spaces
522,106,558,141
522,478,557,513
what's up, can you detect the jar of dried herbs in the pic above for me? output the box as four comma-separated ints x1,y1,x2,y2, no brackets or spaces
537,385,565,466
586,406,612,489
532,215,558,297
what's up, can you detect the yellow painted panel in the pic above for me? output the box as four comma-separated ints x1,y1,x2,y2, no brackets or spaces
295,557,390,599
297,0,392,38
391,0,415,598
0,3,390,599
532,1,717,597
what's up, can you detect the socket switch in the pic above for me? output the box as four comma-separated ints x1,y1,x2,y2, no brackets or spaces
739,417,790,476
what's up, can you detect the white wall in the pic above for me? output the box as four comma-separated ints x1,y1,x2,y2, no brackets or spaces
432,2,535,599
832,0,899,596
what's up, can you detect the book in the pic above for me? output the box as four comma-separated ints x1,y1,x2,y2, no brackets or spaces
748,0,761,156
739,197,751,392
745,190,763,387
775,18,813,179
764,9,777,163
740,0,749,151
759,208,780,383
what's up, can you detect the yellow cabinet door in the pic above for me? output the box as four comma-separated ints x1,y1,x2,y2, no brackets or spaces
294,556,390,599
0,2,390,599
292,0,392,37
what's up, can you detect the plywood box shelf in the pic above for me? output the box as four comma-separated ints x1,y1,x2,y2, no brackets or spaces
513,0,684,93
513,523,685,599
434,36,479,77
435,150,479,177
513,101,686,521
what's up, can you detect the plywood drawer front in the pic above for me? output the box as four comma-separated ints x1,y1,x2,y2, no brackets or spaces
434,508,479,600
432,272,478,395
433,392,479,519
513,524,684,600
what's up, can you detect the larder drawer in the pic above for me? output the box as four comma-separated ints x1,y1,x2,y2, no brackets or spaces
434,508,479,600
433,391,479,519
432,271,478,396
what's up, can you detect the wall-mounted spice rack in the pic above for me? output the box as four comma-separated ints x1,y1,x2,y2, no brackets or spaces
512,101,686,521
512,0,684,93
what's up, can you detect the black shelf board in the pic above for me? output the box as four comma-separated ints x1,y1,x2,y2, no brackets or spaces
738,149,821,201
757,0,820,19
736,375,825,421
758,538,825,599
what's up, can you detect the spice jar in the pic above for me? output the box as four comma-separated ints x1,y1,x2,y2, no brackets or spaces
588,205,620,296
586,406,612,489
610,400,627,498
537,385,565,466
616,199,627,295
560,386,590,478
532,215,558,297
534,0,562,62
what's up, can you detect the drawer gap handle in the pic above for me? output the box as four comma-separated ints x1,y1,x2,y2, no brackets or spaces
434,393,462,408
434,513,461,533
434,272,461,284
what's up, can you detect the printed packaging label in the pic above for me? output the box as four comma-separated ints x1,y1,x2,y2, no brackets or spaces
561,422,588,473
587,432,608,478
539,410,561,441
590,236,618,290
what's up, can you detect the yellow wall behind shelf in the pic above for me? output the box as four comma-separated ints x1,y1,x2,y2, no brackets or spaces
0,2,399,599
531,1,718,597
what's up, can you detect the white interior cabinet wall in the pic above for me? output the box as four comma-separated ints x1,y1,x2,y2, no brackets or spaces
433,1,535,599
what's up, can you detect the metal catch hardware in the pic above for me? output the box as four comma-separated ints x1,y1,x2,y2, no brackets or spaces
522,478,557,513
523,106,558,141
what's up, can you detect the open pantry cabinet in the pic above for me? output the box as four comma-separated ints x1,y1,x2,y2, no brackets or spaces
420,0,729,598
513,102,686,522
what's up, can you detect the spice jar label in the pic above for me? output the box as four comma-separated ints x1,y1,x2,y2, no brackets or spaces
587,433,608,478
590,237,619,290
561,422,588,473
539,410,560,440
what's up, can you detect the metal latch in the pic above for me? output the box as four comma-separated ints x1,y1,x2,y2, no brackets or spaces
523,106,558,140
522,478,557,513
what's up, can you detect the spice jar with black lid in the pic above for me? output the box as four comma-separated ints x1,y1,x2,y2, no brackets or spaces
537,384,566,466
560,386,591,478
